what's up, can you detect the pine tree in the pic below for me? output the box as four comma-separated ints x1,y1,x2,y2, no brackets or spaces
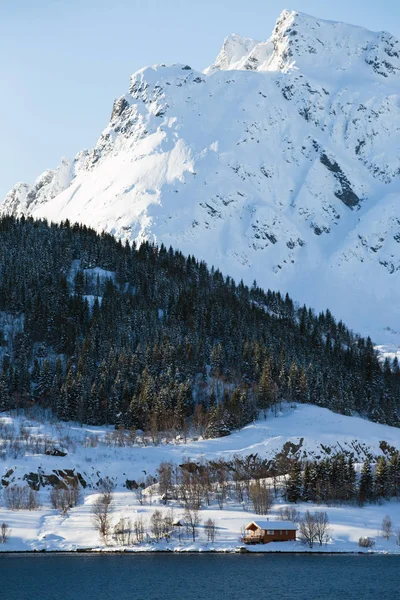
302,461,312,501
388,453,400,498
87,383,100,426
0,375,9,412
37,359,53,405
258,358,277,415
359,460,373,505
345,456,357,502
374,456,389,500
288,361,299,404
286,460,302,503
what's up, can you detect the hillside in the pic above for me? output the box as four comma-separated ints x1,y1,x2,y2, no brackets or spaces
2,10,400,341
1,404,400,553
0,216,399,430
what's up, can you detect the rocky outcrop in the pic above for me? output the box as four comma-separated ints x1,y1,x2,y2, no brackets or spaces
22,469,86,490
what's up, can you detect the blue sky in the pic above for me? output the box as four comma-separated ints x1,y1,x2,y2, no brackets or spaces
1,0,398,199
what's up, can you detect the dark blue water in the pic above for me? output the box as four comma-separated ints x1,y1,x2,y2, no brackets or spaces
0,553,398,600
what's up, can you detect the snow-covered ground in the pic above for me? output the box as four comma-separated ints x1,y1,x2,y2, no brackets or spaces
2,493,400,555
1,404,400,553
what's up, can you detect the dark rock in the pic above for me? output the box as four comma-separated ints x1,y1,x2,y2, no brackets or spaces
45,446,67,457
23,472,40,491
1,468,15,486
24,469,86,490
111,97,129,121
320,153,361,209
77,473,87,488
42,473,67,489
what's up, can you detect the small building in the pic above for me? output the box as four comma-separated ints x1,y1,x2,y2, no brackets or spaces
242,520,297,544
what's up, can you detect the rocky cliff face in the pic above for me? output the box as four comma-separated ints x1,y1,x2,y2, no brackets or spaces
2,10,400,340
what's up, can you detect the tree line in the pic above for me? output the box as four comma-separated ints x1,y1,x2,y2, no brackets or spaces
286,452,400,505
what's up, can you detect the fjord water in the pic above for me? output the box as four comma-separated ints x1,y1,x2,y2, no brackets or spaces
1,554,399,600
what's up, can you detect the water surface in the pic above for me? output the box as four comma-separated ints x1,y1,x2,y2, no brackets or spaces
0,553,398,600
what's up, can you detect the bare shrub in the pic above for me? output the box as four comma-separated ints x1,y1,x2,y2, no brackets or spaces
381,515,393,540
358,536,375,548
91,490,113,544
278,506,300,523
205,518,216,543
1,522,11,543
83,435,99,448
299,510,330,548
98,476,115,496
249,481,272,515
145,476,156,505
162,509,174,541
183,506,201,542
150,509,164,542
233,477,246,505
314,511,330,546
3,485,41,510
157,462,174,503
49,485,80,513
113,517,132,545
216,486,228,510
299,511,318,548
133,516,146,543
179,469,202,510
133,480,145,505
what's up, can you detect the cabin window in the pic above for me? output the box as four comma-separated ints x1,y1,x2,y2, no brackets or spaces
267,530,274,535
280,531,283,535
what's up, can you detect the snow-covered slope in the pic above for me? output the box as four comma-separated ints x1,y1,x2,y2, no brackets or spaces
2,404,400,491
3,9,400,340
2,404,400,553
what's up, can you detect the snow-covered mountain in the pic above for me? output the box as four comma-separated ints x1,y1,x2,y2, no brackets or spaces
3,9,400,341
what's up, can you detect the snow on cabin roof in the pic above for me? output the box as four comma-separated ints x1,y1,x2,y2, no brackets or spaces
246,520,297,530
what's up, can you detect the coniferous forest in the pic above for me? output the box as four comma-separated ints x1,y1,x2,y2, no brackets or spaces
0,216,399,436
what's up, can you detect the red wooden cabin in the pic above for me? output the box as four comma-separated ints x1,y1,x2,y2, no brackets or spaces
242,520,297,544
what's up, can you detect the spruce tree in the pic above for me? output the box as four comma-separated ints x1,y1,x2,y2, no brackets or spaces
359,460,373,505
388,453,400,498
374,456,389,500
286,460,302,503
0,376,9,412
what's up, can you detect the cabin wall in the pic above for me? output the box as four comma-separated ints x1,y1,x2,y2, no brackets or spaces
262,530,296,543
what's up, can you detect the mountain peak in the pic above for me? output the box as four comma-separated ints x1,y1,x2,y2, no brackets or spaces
205,9,400,77
204,33,259,74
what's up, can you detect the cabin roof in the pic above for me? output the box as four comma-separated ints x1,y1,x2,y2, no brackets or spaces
245,520,297,531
